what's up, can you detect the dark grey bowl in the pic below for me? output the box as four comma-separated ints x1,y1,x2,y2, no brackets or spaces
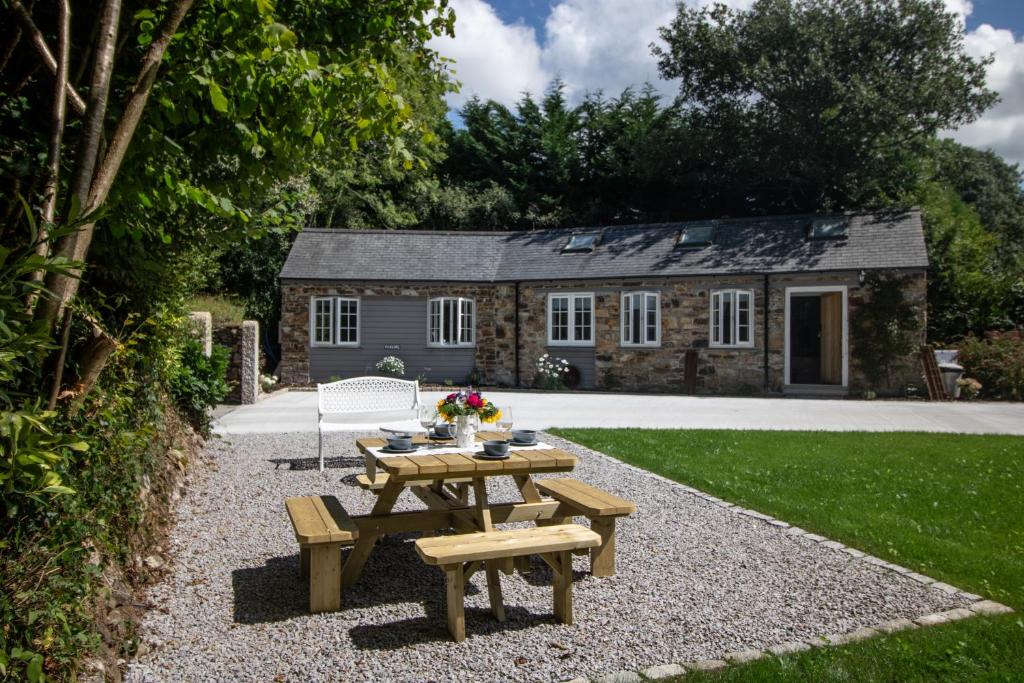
387,435,413,450
511,429,537,444
482,440,509,457
433,423,453,437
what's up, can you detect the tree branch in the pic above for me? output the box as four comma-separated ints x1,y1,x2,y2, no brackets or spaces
27,0,70,310
88,0,196,209
9,0,86,116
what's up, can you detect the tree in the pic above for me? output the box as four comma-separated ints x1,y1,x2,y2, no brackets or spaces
654,0,996,211
1,0,456,404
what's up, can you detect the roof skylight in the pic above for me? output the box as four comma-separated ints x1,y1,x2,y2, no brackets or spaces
675,225,714,248
563,232,600,252
809,217,849,240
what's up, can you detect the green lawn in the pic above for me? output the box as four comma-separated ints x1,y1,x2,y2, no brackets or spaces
551,429,1024,681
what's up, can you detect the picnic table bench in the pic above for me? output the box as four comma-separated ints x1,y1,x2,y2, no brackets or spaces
536,478,637,577
285,495,358,612
416,524,601,641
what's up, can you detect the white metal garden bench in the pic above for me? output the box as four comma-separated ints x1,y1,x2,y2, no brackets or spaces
317,376,422,471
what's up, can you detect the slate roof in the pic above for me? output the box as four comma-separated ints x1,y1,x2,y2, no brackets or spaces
280,210,928,282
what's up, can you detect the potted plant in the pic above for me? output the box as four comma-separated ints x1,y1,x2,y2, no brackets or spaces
436,388,501,448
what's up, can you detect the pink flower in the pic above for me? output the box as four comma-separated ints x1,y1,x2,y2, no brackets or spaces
466,394,483,408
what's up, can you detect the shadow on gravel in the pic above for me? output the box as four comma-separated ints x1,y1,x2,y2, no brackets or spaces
348,605,542,650
232,556,308,624
269,456,364,470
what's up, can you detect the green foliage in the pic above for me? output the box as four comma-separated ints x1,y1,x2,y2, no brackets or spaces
169,341,230,432
958,335,1024,401
554,427,1024,680
0,407,86,518
654,0,995,210
851,273,923,389
185,295,246,326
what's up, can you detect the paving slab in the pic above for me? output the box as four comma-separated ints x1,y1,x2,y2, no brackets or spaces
214,390,1024,436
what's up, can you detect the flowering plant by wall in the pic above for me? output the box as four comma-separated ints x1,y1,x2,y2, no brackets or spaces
375,355,405,377
536,353,570,390
436,387,501,423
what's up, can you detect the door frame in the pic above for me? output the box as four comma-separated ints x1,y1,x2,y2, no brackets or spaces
784,285,848,388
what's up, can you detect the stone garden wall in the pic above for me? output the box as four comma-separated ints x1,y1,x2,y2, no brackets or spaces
212,321,261,404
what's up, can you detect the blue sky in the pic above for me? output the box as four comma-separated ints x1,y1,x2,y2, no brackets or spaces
430,0,1024,166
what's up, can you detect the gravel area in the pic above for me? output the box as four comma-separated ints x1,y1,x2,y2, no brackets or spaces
126,432,971,682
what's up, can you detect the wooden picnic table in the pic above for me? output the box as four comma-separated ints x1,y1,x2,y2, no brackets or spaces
341,432,578,586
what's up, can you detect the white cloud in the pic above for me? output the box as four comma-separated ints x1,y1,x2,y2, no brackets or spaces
433,0,1024,168
948,23,1024,167
428,0,548,108
541,0,679,100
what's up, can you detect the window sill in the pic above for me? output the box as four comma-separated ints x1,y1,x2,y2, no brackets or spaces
546,341,596,348
427,343,476,349
310,343,361,349
708,344,756,350
620,343,662,349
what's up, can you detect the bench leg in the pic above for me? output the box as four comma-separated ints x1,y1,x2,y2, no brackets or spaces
445,563,466,642
552,550,573,624
485,562,506,622
299,546,310,579
309,543,342,613
590,518,617,577
514,555,531,574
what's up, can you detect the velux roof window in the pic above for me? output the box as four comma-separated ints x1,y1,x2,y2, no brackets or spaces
563,232,600,253
675,225,714,248
809,217,849,240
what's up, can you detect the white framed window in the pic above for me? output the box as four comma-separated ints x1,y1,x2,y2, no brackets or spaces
310,297,360,347
336,298,359,346
428,297,475,347
311,297,334,346
547,293,594,346
621,291,660,346
710,289,754,348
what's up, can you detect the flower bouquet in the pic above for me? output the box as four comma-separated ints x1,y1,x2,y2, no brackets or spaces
436,388,501,448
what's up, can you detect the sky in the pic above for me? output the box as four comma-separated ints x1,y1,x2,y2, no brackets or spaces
428,0,1024,168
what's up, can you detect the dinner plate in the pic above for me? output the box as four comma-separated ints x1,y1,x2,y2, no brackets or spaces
475,451,510,460
429,432,454,441
510,439,537,446
380,445,418,454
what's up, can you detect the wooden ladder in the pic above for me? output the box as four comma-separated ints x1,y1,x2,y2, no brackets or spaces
920,346,947,401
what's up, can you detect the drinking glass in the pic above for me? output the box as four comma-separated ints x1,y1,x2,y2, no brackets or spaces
496,407,513,441
418,405,438,444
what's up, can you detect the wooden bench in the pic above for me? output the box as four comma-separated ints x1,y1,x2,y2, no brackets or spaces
415,524,601,642
535,479,636,577
285,495,359,613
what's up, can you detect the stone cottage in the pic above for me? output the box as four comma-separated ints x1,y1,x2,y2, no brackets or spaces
277,211,928,396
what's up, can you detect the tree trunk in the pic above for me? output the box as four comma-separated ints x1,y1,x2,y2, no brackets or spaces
66,315,120,417
38,0,196,331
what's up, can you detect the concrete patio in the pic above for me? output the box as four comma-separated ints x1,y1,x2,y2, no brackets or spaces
214,390,1024,436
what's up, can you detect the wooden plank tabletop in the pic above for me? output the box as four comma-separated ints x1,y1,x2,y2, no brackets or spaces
356,434,576,481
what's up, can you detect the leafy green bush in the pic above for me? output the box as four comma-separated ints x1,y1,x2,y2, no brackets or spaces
958,335,1024,401
168,340,230,431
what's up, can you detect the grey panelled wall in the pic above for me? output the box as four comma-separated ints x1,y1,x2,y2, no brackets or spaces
543,346,596,389
308,296,476,384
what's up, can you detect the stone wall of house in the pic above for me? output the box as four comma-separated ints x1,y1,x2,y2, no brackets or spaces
279,281,516,386
279,270,927,395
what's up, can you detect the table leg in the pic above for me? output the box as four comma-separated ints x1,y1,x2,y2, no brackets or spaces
513,475,542,503
472,478,493,532
342,478,403,587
